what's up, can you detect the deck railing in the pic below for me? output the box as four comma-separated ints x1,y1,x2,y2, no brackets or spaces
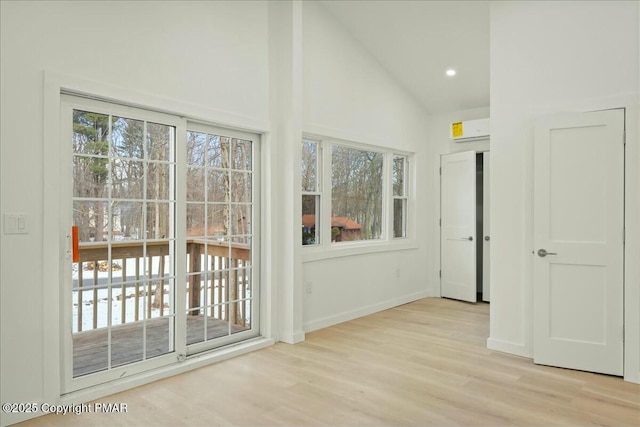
74,239,251,332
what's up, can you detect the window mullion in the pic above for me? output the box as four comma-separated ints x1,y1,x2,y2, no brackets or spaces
174,120,187,358
384,152,392,241
316,142,323,193
321,140,332,248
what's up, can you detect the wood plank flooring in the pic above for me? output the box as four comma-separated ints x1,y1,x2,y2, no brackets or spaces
18,298,640,426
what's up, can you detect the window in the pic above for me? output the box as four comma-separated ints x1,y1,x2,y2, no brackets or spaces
301,137,412,249
301,140,320,245
331,145,383,242
393,155,408,238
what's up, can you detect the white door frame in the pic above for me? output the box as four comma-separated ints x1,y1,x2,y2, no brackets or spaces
43,71,273,405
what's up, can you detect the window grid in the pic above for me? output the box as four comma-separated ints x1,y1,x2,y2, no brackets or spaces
393,155,408,239
71,108,177,377
185,130,254,346
302,139,321,245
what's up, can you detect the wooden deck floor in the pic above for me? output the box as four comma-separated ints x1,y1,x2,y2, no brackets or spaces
73,316,249,377
20,298,640,426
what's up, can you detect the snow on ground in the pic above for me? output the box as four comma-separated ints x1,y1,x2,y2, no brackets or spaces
72,257,250,333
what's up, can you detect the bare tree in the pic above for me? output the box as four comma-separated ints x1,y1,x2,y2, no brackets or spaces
331,145,383,241
72,111,110,242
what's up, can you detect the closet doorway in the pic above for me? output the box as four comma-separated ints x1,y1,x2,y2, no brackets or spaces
440,150,490,303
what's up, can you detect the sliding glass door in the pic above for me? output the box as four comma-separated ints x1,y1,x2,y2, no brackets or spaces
61,96,259,392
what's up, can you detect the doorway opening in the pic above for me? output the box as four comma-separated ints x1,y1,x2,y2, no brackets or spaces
475,153,487,302
440,150,490,303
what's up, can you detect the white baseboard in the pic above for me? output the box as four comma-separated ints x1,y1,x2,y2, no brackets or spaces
279,330,306,344
487,337,532,358
624,371,640,384
303,290,432,333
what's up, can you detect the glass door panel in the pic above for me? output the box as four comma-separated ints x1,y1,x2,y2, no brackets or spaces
185,127,258,354
70,107,176,379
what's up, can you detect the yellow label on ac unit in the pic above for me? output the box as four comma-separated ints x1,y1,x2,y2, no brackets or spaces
451,122,464,138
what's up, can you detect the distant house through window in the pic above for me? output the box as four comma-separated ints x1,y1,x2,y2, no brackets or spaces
302,214,362,242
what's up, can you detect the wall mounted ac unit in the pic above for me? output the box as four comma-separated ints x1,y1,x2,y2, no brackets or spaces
450,118,490,142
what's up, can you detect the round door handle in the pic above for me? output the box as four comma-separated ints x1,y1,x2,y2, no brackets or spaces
484,236,490,241
465,236,473,241
537,248,558,257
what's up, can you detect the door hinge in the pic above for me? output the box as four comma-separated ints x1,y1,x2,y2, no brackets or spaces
439,270,441,278
623,130,626,145
439,167,442,175
623,226,625,244
439,218,441,227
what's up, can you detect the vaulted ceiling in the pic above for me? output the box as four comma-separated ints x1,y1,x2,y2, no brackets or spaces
319,1,490,114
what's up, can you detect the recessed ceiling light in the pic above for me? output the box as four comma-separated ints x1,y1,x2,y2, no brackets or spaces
446,69,456,77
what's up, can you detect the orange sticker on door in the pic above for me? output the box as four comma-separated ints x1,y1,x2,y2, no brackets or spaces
72,225,79,262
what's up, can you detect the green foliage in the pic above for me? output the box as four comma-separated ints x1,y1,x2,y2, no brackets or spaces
73,111,110,185
331,226,341,240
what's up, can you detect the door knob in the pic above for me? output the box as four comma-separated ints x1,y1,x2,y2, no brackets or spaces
462,236,473,241
484,236,490,241
537,249,558,257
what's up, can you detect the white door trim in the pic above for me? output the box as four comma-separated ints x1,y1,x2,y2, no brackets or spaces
43,70,273,406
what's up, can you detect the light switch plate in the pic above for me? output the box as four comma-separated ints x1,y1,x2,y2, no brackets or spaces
3,213,28,234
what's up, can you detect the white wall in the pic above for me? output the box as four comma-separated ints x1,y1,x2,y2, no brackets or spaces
267,0,305,344
489,0,640,382
301,2,432,331
0,2,270,425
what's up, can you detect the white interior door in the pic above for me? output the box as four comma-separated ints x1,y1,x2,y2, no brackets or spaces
482,153,490,302
441,151,476,302
533,109,624,376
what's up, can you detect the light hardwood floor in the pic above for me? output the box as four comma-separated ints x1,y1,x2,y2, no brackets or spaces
17,298,640,426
